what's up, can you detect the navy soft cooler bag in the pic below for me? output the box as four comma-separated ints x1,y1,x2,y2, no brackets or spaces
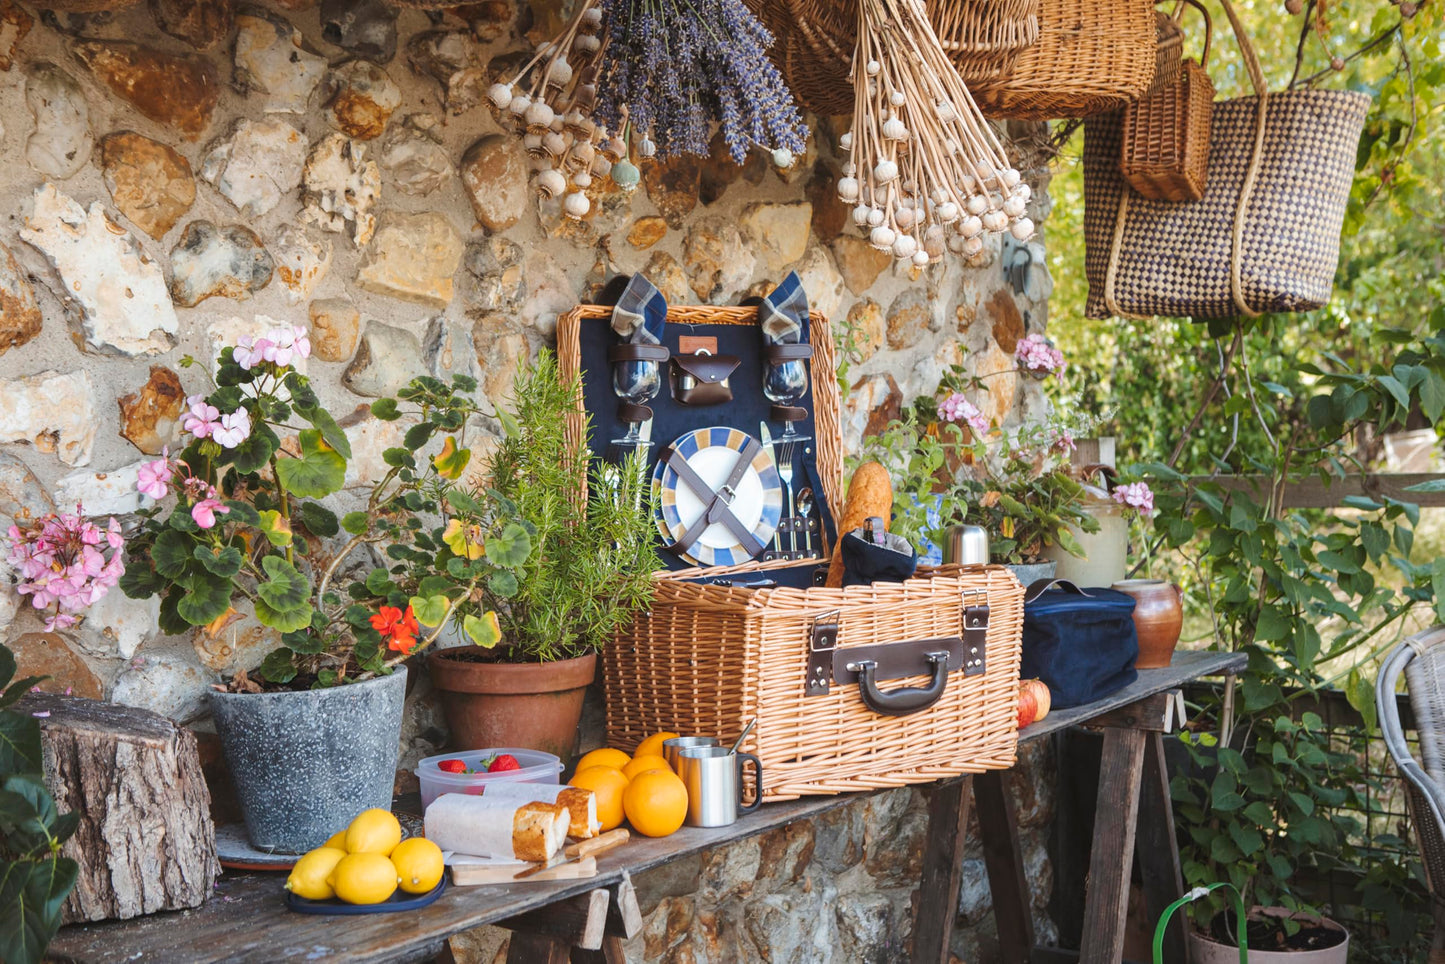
1020,580,1139,709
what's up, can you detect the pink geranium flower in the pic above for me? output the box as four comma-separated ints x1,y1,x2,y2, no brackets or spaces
191,498,230,530
211,409,252,449
264,325,311,367
5,506,124,631
1112,481,1155,515
232,336,273,371
1016,333,1066,378
137,451,175,500
182,395,221,439
937,392,990,433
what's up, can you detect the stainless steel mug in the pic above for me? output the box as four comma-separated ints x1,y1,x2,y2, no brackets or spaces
676,746,763,828
662,736,720,772
942,524,989,566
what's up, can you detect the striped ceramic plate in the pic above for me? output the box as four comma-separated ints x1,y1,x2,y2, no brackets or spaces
652,426,783,567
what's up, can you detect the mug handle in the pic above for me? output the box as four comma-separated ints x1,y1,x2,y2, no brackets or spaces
737,752,764,813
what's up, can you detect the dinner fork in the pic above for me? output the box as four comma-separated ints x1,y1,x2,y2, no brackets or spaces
775,436,797,559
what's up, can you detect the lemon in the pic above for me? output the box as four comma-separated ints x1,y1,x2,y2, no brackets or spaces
328,852,399,905
344,808,402,857
576,747,631,773
390,837,444,894
324,829,348,851
622,754,671,780
285,846,346,900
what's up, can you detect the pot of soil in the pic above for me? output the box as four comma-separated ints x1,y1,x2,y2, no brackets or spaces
1111,578,1183,668
1189,906,1349,963
428,650,596,758
208,667,407,854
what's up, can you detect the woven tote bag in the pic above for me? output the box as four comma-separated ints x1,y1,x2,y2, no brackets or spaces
1083,0,1371,319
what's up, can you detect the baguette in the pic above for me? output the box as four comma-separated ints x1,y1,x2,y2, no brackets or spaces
824,461,894,588
424,793,569,862
479,783,599,839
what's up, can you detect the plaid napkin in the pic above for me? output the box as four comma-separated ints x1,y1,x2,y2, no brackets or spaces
759,271,809,345
611,274,667,345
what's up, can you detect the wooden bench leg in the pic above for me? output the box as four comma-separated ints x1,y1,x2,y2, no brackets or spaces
912,776,974,964
571,935,628,963
1137,732,1186,964
502,888,611,960
975,768,1034,963
508,932,573,964
1079,727,1147,964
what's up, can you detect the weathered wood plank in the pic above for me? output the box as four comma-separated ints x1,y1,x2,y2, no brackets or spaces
1208,472,1445,508
505,932,571,964
975,769,1033,963
1085,690,1180,733
1079,728,1147,964
1136,732,1186,964
498,889,609,951
605,871,643,940
911,776,973,964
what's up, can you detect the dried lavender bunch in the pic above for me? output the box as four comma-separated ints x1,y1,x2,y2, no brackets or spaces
594,0,808,163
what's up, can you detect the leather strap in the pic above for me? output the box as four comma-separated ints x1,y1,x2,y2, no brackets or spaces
1023,578,1096,603
617,402,652,423
664,439,764,558
765,343,814,362
771,404,808,423
607,343,670,363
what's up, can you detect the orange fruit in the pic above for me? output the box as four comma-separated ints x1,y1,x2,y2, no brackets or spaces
622,754,671,780
635,731,680,761
622,769,688,837
570,765,630,832
576,747,631,773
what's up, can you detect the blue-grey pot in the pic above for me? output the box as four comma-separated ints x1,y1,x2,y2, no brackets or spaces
208,667,407,854
1005,560,1058,590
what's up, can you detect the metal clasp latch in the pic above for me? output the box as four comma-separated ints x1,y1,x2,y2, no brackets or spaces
716,484,736,505
962,589,989,677
806,610,839,697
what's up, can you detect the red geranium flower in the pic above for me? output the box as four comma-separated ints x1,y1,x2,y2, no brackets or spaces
370,605,420,655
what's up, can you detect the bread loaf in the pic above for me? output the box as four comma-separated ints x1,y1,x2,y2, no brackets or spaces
424,793,569,862
825,462,894,588
480,783,599,838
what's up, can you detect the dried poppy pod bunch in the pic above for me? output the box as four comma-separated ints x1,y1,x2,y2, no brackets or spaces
838,0,1033,266
487,1,641,220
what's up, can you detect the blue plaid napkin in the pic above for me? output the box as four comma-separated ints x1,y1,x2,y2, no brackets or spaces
611,274,667,345
759,271,810,345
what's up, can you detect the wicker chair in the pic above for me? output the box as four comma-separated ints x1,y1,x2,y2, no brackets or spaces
1378,625,1445,962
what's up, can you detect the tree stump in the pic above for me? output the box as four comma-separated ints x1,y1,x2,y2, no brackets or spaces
19,693,221,922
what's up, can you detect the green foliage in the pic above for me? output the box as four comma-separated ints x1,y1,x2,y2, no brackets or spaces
0,645,79,964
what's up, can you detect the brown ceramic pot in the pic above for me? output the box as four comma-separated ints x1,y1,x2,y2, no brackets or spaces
1111,578,1183,669
427,650,596,758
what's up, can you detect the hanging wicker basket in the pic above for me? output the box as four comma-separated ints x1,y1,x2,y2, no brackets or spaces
1120,0,1214,201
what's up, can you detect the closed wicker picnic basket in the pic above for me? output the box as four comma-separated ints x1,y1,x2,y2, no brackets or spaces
557,303,1025,800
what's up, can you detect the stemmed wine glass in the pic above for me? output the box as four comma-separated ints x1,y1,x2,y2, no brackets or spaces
764,352,810,556
609,355,661,452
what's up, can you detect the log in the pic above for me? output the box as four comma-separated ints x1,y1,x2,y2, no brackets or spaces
19,693,220,923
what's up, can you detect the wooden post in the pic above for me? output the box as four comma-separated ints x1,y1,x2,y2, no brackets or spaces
500,888,611,954
21,693,220,923
911,776,973,964
1136,732,1186,963
975,769,1034,963
1079,727,1147,964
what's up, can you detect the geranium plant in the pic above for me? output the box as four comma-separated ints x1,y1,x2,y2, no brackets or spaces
117,326,525,689
6,508,124,632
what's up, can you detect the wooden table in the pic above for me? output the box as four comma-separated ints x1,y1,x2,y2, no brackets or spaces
49,650,1242,964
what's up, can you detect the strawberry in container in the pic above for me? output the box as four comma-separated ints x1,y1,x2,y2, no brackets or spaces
416,748,562,809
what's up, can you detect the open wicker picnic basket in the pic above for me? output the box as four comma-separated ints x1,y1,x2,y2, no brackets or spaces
558,303,1025,801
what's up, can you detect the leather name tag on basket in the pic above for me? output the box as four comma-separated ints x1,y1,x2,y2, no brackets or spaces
670,352,740,406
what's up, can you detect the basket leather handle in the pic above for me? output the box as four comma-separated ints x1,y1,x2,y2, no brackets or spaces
855,652,951,717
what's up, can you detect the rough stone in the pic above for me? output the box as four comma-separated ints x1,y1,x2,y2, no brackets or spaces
754,820,815,886
200,118,307,217
73,589,158,660
169,220,274,307
340,409,408,488
24,63,92,179
739,201,812,274
405,30,485,115
641,251,692,307
642,155,703,229
626,216,667,250
699,838,760,901
322,60,401,140
270,225,331,305
957,856,992,923
518,249,575,337
0,240,41,356
790,244,846,322
0,370,96,467
0,1,33,72
345,321,425,397
424,317,480,383
0,451,53,527
886,286,936,352
987,286,1026,354
320,0,397,63
841,373,901,452
301,133,381,246
806,165,849,244
6,633,102,700
472,322,528,411
118,366,185,455
111,652,214,722
832,235,893,297
743,892,832,962
308,298,359,361
459,135,529,233
151,0,234,50
98,131,196,240
72,40,218,140
191,604,277,675
811,802,866,873
463,237,525,311
974,339,1019,424
846,298,884,359
356,212,463,308
698,130,768,206
683,216,752,303
54,459,148,515
233,9,326,113
21,184,178,357
835,890,897,962
378,114,452,196
458,0,515,42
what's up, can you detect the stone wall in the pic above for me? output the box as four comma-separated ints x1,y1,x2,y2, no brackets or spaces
0,0,1057,958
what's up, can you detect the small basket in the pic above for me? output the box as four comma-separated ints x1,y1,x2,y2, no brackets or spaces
1119,0,1214,201
1150,8,1184,94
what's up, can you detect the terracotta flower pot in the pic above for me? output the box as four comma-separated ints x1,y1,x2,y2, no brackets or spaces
1188,907,1349,963
427,650,596,759
1111,578,1182,669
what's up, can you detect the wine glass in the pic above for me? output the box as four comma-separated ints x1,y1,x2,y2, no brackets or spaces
610,356,660,452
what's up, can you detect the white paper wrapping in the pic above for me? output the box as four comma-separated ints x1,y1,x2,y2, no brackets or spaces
423,793,568,862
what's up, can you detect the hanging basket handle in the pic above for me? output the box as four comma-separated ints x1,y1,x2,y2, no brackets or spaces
1175,0,1214,65
1152,882,1250,964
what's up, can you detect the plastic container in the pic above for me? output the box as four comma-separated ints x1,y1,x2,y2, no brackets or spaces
416,748,563,810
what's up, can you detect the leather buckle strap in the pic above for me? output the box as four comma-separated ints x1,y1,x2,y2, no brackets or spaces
607,343,670,363
764,343,814,362
664,439,764,558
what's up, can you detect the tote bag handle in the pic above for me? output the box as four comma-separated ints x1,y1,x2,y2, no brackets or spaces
1104,0,1270,320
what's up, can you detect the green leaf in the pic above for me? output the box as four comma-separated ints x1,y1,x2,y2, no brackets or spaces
1345,668,1377,730
1255,606,1290,642
257,510,294,547
1376,374,1411,408
258,556,310,612
192,545,243,579
485,523,533,567
383,447,414,469
463,612,502,648
1421,368,1445,423
404,422,435,451
119,561,165,600
488,569,519,598
280,629,327,655
157,588,189,635
254,599,315,633
371,397,401,420
297,405,352,460
1405,479,1445,494
275,431,346,499
342,511,370,536
176,573,233,626
151,529,193,580
231,421,279,474
409,594,449,628
258,649,298,685
431,436,471,480
0,646,14,693
365,569,395,596
1228,821,1263,856
299,502,339,538
446,488,481,516
223,501,262,526
0,855,79,964
1243,801,1274,825
0,710,41,775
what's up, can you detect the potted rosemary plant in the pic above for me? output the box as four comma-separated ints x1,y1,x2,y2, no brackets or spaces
118,328,521,852
425,351,659,758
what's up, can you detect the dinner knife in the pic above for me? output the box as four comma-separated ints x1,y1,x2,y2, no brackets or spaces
759,422,780,557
